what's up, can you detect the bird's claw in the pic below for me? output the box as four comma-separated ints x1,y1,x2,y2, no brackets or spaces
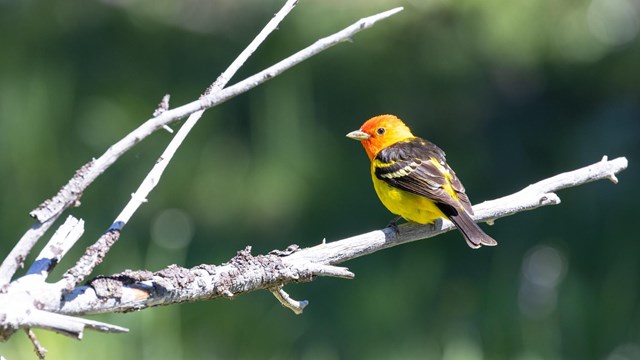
385,216,402,235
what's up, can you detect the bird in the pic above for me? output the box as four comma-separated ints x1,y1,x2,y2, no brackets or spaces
346,114,497,249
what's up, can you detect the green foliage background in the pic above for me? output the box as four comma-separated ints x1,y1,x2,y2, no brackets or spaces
1,0,639,358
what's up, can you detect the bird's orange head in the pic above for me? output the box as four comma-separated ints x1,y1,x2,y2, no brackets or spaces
346,114,415,160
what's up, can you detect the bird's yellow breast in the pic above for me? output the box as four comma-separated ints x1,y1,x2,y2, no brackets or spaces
371,166,446,224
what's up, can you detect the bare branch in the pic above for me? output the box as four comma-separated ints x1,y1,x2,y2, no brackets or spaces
25,328,47,360
0,225,44,291
0,157,628,330
22,309,128,338
0,2,403,288
26,5,402,223
29,161,93,223
59,230,120,291
0,290,127,342
53,246,353,315
2,0,627,349
271,286,308,315
19,156,626,317
0,4,406,347
153,94,171,118
286,156,628,265
26,216,85,281
206,0,299,94
0,2,411,352
198,7,405,110
59,0,300,291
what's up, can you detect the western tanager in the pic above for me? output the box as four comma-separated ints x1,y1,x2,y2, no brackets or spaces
346,114,497,249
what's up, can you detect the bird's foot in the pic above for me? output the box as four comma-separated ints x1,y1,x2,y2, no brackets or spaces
385,216,403,235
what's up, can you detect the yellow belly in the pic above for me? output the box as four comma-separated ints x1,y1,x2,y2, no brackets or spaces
372,175,446,224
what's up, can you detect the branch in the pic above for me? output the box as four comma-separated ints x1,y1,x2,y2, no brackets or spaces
0,3,405,345
0,0,627,353
26,5,403,225
26,216,85,281
35,156,626,316
25,328,46,360
286,156,629,264
0,283,127,342
58,0,299,292
0,3,404,287
0,156,627,344
54,247,353,315
271,287,309,315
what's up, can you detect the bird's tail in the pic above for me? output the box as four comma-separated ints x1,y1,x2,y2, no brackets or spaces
437,203,497,249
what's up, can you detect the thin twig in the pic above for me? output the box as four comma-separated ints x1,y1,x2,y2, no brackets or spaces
271,286,308,315
153,94,171,118
198,7,405,110
25,328,47,360
26,216,85,280
153,94,173,133
206,0,299,94
23,309,128,339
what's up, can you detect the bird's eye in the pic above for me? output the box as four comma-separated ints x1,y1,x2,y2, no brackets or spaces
376,127,386,135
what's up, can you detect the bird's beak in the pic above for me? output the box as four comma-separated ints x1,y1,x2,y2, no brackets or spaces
346,130,370,141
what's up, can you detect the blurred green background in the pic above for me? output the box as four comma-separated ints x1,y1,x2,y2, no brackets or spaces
1,0,638,358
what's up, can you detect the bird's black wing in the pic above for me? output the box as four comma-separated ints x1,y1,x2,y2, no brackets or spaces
373,137,474,214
